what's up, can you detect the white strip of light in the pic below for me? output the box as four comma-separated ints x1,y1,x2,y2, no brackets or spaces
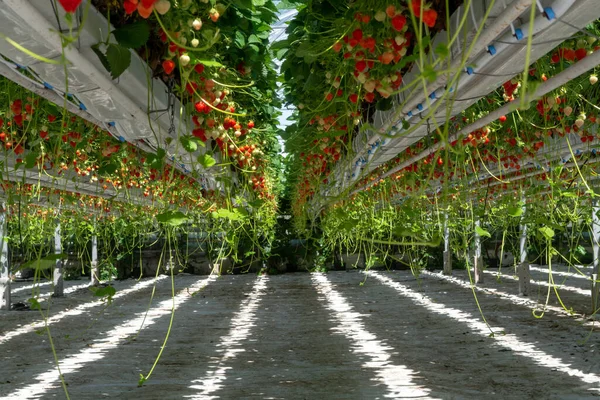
368,271,600,389
421,271,595,327
0,275,169,345
30,281,94,303
3,275,215,400
186,276,269,399
311,273,435,399
485,270,590,297
11,281,51,294
529,265,593,281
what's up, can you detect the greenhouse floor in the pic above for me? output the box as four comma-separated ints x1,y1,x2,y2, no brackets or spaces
1,267,600,399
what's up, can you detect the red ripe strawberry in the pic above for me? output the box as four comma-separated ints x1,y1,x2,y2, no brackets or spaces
352,29,363,41
336,89,343,97
194,64,205,74
162,59,175,75
325,92,334,101
349,93,358,103
195,101,207,113
409,0,422,16
58,0,82,13
13,144,24,155
499,115,507,123
550,53,560,63
192,128,207,142
13,115,23,127
391,15,407,32
332,42,343,52
563,49,576,62
123,0,137,14
422,9,437,28
141,0,156,7
575,48,587,60
364,92,375,103
247,121,255,129
355,60,367,72
40,131,49,140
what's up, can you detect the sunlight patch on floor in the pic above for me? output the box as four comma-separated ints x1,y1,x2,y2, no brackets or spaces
312,273,435,399
187,276,269,400
0,275,169,345
3,275,215,400
369,271,600,391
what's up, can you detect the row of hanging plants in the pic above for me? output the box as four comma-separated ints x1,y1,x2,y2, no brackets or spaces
0,0,295,288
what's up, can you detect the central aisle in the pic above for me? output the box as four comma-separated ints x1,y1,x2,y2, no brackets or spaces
0,271,599,399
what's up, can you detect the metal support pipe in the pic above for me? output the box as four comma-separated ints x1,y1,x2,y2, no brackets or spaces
0,204,10,310
474,218,484,284
90,233,99,286
443,212,452,275
518,199,530,296
52,219,63,298
592,200,600,311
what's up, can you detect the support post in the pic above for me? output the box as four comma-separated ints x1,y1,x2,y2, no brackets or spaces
474,219,484,284
592,201,600,312
52,220,63,297
518,201,530,296
90,233,99,286
0,204,10,310
443,212,452,275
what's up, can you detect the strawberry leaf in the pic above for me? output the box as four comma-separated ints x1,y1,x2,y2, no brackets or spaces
475,225,491,238
180,135,199,152
198,60,223,67
198,154,216,168
106,44,131,79
91,43,111,73
156,210,188,226
112,20,150,49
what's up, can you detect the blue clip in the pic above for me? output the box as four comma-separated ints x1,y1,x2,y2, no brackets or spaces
487,45,497,55
351,173,356,178
447,85,454,93
593,149,597,156
118,136,126,142
466,66,474,75
544,7,555,20
514,28,524,40
367,149,372,155
108,121,116,127
14,63,25,70
575,149,582,156
407,111,413,117
79,102,87,111
43,82,54,90
429,92,436,100
417,104,423,111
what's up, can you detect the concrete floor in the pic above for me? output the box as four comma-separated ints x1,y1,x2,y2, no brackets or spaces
1,267,599,399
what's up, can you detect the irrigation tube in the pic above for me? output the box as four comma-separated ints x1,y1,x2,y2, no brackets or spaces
346,0,574,186
350,48,600,196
